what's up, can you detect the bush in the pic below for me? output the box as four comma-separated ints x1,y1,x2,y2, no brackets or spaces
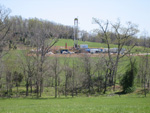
120,58,137,93
124,86,136,93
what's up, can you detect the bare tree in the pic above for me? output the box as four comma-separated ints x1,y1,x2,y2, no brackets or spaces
63,56,72,97
93,18,139,92
71,59,76,97
93,56,106,93
147,37,150,48
80,54,94,95
19,51,36,96
28,19,58,97
5,70,12,96
0,5,11,58
138,53,149,97
68,58,81,97
50,56,61,98
0,6,11,95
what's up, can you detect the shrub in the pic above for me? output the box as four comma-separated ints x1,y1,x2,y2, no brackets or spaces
120,58,137,93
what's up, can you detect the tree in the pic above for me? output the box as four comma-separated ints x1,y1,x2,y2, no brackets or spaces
63,56,72,97
147,37,150,48
0,6,11,95
71,59,76,97
19,51,36,96
66,58,81,97
5,70,12,96
50,56,61,98
13,71,23,95
93,56,106,93
139,31,149,50
138,53,150,97
80,54,94,95
120,57,137,93
93,18,139,92
0,5,11,58
0,59,3,93
80,30,89,41
28,19,58,97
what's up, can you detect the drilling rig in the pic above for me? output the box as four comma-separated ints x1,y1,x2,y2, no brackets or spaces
74,18,78,48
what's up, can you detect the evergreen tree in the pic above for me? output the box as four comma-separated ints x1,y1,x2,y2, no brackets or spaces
120,58,137,93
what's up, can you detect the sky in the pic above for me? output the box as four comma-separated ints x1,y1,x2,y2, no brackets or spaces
0,0,150,37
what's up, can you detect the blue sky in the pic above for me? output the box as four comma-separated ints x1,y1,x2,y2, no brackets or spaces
1,0,150,36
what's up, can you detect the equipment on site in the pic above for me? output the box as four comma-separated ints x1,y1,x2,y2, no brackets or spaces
74,18,78,48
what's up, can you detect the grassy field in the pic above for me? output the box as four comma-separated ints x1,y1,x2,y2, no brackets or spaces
54,39,109,48
54,39,150,53
0,96,150,113
1,40,150,113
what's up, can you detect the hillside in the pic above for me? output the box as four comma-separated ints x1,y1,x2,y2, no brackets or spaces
54,39,150,53
54,39,108,48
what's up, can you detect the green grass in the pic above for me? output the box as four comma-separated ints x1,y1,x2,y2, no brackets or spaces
0,96,150,113
2,50,25,72
54,39,150,53
54,39,115,48
1,42,150,113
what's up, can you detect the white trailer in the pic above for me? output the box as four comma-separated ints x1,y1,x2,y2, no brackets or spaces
90,49,99,54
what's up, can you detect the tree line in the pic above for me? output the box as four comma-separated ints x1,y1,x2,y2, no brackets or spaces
9,16,74,46
1,5,150,49
8,15,150,48
0,53,150,98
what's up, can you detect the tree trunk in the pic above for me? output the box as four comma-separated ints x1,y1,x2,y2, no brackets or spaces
17,84,18,97
144,74,146,97
103,69,109,94
36,81,39,98
148,80,149,89
26,79,29,96
55,74,57,98
72,74,74,97
40,78,43,97
65,75,68,97
51,77,54,87
75,81,78,96
72,60,75,97
144,53,148,97
6,84,8,96
98,72,101,93
103,76,107,94
30,80,32,94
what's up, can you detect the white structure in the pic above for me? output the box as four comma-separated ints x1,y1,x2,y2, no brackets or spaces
80,44,88,49
103,48,108,53
90,49,99,54
74,18,78,48
103,48,126,54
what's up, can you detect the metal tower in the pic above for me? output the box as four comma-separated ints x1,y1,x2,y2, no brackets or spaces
74,18,78,48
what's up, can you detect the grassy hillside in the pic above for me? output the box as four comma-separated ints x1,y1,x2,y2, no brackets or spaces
0,44,150,113
54,39,115,48
54,39,150,53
